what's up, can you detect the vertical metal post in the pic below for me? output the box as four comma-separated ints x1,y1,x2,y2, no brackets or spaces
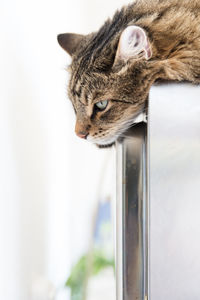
116,122,148,300
116,84,200,300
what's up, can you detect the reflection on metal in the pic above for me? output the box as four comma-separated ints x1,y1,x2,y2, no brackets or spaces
116,122,148,300
149,84,200,300
116,83,200,300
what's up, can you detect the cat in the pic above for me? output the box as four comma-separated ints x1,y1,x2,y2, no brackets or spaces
57,0,200,147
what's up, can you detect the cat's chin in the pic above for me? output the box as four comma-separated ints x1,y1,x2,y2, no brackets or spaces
95,136,124,148
96,142,115,148
87,135,118,148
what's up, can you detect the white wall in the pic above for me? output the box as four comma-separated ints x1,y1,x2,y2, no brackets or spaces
0,0,130,299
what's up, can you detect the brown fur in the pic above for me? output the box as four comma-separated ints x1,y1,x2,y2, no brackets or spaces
58,0,200,146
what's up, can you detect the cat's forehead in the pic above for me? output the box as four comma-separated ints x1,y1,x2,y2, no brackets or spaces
68,62,109,105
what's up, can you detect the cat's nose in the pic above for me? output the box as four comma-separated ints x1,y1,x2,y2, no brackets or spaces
76,131,88,139
75,120,89,139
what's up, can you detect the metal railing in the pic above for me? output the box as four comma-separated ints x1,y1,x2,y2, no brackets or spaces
116,121,148,300
116,83,200,300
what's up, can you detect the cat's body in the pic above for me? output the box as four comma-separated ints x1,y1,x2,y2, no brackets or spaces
58,0,200,146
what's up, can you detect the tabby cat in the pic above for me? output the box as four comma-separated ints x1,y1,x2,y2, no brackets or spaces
58,0,200,147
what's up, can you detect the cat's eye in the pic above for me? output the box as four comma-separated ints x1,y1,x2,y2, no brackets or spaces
95,100,108,111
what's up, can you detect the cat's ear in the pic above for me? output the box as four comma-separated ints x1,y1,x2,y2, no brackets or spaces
57,33,84,56
114,26,152,64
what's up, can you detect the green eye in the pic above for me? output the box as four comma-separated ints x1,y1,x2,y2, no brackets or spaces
95,100,108,111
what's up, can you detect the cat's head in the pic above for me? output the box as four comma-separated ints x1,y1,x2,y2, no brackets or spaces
58,23,153,147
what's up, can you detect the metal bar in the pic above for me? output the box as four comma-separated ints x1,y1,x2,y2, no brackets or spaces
116,122,148,300
116,83,200,300
149,83,200,300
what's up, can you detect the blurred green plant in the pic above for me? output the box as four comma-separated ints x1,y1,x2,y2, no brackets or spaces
66,250,114,300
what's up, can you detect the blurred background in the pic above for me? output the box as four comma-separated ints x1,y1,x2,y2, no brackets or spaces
0,0,131,299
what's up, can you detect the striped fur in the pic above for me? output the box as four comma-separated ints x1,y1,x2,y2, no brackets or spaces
59,0,200,146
